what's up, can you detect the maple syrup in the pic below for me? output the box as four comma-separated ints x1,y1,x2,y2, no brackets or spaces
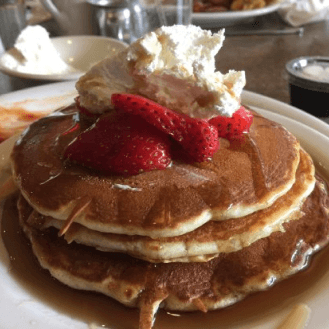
2,193,329,329
0,105,47,141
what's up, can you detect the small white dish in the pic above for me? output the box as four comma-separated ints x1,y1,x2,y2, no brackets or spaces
192,3,281,28
0,35,128,81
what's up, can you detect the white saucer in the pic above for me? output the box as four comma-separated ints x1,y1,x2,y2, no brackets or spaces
0,36,127,81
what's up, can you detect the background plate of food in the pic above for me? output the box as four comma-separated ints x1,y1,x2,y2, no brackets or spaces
192,0,282,27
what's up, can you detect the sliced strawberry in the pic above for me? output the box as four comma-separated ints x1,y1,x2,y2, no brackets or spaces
208,106,253,140
64,113,172,175
111,94,219,162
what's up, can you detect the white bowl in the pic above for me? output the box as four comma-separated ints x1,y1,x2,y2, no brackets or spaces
0,35,128,81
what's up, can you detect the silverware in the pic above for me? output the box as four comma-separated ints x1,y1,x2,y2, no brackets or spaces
225,26,304,36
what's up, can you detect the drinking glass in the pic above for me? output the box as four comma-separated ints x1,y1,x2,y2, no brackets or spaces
90,0,192,43
134,0,193,37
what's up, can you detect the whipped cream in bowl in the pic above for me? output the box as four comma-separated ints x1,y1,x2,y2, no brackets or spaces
0,25,128,81
0,25,78,78
76,25,246,119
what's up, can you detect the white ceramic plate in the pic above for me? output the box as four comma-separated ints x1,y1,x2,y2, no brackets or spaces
1,84,327,137
192,2,281,28
0,36,127,81
0,83,329,329
242,90,329,137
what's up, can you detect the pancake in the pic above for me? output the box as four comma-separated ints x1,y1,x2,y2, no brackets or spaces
11,106,300,238
9,103,329,329
17,178,329,329
24,149,315,262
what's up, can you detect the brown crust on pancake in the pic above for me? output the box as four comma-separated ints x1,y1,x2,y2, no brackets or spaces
23,149,315,262
11,106,300,238
18,178,329,316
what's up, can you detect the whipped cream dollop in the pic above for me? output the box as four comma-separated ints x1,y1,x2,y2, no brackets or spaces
76,25,246,118
1,25,74,75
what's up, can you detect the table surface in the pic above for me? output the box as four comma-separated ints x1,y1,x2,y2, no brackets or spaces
0,12,329,124
216,14,329,105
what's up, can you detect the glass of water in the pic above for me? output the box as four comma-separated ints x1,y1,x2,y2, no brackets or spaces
130,0,193,40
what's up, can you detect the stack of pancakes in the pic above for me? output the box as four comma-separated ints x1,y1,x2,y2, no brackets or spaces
11,105,329,329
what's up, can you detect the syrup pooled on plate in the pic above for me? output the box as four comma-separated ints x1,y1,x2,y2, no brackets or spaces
2,191,329,329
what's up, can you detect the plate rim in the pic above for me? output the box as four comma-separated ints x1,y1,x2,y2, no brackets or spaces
2,82,327,138
192,2,281,26
192,2,281,19
242,89,329,137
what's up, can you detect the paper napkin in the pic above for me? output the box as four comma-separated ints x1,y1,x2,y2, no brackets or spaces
278,0,329,26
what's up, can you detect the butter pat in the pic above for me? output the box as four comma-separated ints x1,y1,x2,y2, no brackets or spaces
76,25,246,118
